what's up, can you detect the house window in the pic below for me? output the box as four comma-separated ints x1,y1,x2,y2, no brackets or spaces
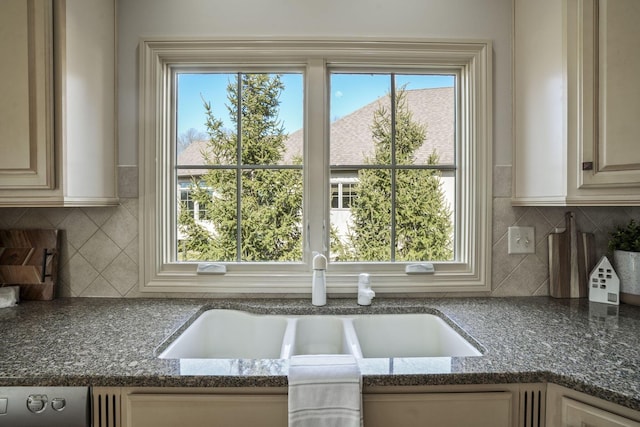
178,184,196,219
331,180,358,209
139,39,492,293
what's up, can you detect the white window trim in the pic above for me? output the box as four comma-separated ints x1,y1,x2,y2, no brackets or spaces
138,38,492,294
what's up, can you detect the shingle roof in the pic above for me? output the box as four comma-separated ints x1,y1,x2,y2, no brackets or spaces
285,87,454,165
175,139,211,177
177,87,454,175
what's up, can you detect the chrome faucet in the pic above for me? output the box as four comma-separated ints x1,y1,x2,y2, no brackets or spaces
312,252,327,306
358,273,375,305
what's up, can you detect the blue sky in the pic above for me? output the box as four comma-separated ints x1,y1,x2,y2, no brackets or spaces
176,73,454,137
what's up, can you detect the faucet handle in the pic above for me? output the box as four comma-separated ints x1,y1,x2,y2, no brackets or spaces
358,273,375,305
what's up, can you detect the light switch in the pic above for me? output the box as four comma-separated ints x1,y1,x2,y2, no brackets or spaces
0,397,8,415
508,226,535,254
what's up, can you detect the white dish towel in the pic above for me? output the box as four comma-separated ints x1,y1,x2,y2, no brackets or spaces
288,354,362,427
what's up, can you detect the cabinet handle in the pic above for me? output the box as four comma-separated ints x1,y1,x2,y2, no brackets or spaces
41,249,54,283
582,162,593,171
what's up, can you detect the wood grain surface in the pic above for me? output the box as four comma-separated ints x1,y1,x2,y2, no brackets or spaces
548,213,595,298
0,229,60,300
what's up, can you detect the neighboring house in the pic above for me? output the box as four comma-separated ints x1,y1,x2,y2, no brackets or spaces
177,87,455,241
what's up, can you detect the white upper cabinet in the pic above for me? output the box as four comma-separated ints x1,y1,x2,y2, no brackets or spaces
0,0,54,191
513,0,640,206
0,0,118,207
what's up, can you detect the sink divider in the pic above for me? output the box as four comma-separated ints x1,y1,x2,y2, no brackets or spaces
341,318,363,359
279,316,364,359
279,318,298,359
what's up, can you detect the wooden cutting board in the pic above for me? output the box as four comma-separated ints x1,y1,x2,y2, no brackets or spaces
0,229,60,300
548,213,596,298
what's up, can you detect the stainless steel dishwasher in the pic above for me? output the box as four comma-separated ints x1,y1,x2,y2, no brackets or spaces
0,386,90,427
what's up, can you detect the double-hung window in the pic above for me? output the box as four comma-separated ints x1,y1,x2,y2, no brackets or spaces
139,39,492,294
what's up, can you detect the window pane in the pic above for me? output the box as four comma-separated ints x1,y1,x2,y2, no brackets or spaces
330,73,457,263
395,74,455,166
330,74,390,166
395,169,454,261
176,72,303,167
176,73,235,164
277,74,304,167
240,73,303,167
176,72,303,263
176,169,231,262
330,168,392,262
240,169,303,262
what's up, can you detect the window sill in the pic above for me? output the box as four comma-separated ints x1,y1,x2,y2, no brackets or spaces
140,266,491,294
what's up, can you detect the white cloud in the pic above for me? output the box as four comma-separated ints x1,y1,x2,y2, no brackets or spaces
334,90,343,98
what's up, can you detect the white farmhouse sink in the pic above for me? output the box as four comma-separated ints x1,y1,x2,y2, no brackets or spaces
159,310,288,359
351,313,481,358
158,309,481,360
286,316,355,357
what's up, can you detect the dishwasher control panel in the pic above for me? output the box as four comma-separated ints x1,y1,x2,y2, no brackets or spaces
0,386,90,427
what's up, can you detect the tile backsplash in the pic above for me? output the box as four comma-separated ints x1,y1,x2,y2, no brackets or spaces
491,166,639,297
0,165,637,298
0,199,139,297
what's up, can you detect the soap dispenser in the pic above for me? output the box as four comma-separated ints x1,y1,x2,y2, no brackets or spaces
312,252,327,306
358,273,375,306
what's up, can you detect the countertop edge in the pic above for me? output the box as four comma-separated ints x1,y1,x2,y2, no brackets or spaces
1,370,636,412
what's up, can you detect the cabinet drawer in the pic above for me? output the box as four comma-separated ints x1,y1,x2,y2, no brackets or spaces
563,397,640,427
364,392,513,427
123,393,288,427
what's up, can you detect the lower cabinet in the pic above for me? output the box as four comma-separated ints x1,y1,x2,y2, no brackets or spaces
91,382,640,427
94,384,531,427
547,384,640,427
562,397,640,427
124,393,288,427
363,391,513,427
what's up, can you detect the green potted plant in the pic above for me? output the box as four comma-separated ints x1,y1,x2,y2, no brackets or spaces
609,219,640,305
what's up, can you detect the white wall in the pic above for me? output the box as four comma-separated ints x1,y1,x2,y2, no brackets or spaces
117,0,512,166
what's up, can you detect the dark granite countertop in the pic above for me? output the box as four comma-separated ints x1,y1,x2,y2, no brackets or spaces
0,297,639,411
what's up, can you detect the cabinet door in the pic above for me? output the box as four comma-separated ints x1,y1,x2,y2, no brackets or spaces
579,0,640,189
0,0,54,190
363,392,513,427
563,397,640,427
122,393,287,427
60,0,118,205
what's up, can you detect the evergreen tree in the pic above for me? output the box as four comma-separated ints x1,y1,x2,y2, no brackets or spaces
338,88,453,261
178,74,303,262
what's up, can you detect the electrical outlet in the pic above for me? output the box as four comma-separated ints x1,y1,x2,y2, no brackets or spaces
508,226,535,254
